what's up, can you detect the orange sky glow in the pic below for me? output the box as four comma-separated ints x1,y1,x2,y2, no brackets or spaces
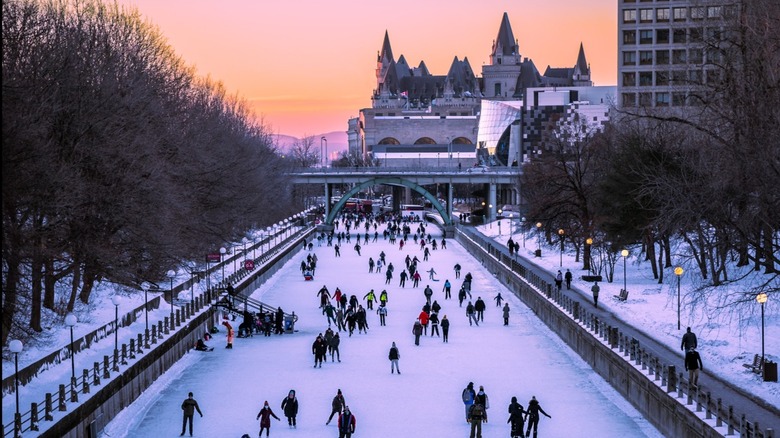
118,0,617,138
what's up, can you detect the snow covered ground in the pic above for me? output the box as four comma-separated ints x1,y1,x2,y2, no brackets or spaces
3,220,778,437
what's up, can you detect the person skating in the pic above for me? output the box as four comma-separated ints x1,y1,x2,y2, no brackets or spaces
524,396,551,438
458,286,467,307
337,406,356,438
388,341,401,374
180,392,203,437
475,297,486,322
429,311,440,337
363,289,376,310
317,285,331,309
427,267,437,280
454,263,462,279
461,382,476,422
431,300,441,314
256,400,280,437
418,307,430,335
494,292,503,307
502,303,511,326
466,301,479,326
312,333,327,368
326,389,345,425
476,385,490,422
423,285,434,305
441,315,450,342
412,271,421,287
469,401,486,438
443,279,452,299
412,318,423,345
377,303,388,326
280,390,299,428
398,270,408,287
507,396,527,438
329,332,341,362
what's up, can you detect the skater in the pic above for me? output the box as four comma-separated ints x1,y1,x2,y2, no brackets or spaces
494,293,503,307
180,392,203,437
312,333,327,368
388,341,401,374
454,263,462,279
466,301,479,326
475,297,486,322
554,270,563,291
195,338,213,351
362,289,376,310
427,267,436,280
379,289,388,306
326,389,345,425
476,386,490,422
681,327,698,351
412,271,422,287
507,396,527,438
502,303,511,326
281,390,299,428
317,285,331,309
256,401,280,437
418,307,430,335
564,269,573,289
443,279,452,299
685,347,704,388
334,244,341,257
525,396,551,438
431,300,441,315
412,319,423,346
430,311,440,337
385,269,393,285
591,282,600,309
398,269,408,287
377,303,388,326
353,242,361,256
329,332,341,362
469,401,486,438
368,257,375,273
441,314,450,342
461,382,476,422
458,286,467,307
423,285,434,306
222,321,234,349
337,406,356,438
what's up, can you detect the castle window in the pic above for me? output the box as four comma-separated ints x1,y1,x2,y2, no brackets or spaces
691,7,705,20
672,49,687,64
494,83,501,97
656,71,669,86
656,50,670,65
672,92,686,106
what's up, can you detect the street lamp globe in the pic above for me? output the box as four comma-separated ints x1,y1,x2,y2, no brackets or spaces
65,312,78,327
757,292,768,304
111,295,121,306
10,339,23,354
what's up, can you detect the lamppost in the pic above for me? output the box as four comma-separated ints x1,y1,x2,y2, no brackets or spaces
320,136,326,167
674,266,684,330
497,209,502,235
64,312,78,402
322,137,328,167
481,201,486,225
621,249,629,295
265,227,272,251
757,292,768,379
536,222,543,256
219,247,227,284
489,204,493,229
141,281,150,332
585,238,593,274
558,229,565,267
167,269,176,323
10,339,22,438
111,295,120,371
522,217,526,247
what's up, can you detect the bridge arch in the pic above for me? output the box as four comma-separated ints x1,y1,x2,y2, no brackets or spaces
325,177,453,226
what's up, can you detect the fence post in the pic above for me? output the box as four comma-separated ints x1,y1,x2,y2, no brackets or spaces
58,385,67,411
121,343,128,364
93,362,101,386
164,317,170,334
157,320,164,338
45,393,53,420
70,376,78,402
30,402,39,431
151,325,157,344
667,365,676,392
716,398,723,427
727,405,734,435
103,355,110,379
82,369,90,394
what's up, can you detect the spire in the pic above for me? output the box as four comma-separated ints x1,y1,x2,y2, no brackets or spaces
492,12,518,57
574,42,589,75
379,30,394,63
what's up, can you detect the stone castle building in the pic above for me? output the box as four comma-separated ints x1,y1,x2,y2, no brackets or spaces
351,12,612,169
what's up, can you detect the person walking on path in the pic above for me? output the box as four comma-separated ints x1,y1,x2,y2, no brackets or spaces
507,396,527,438
377,303,388,326
502,303,511,326
525,396,551,438
326,389,345,425
462,382,476,422
388,341,401,374
454,263,462,279
681,327,698,351
564,269,573,290
494,293,503,307
554,271,563,291
429,311,440,337
591,282,600,309
256,401,280,437
412,319,423,345
685,347,704,388
469,401,487,438
441,315,450,342
466,301,479,326
337,406,356,438
475,297,486,322
280,390,299,428
443,279,452,299
180,392,203,437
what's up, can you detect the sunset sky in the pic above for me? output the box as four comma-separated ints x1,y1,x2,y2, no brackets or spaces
118,0,617,138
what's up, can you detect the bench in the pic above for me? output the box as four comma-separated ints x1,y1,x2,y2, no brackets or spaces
582,275,602,282
613,289,629,301
742,354,764,374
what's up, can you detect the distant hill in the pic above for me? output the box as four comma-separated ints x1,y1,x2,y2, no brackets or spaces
273,131,348,160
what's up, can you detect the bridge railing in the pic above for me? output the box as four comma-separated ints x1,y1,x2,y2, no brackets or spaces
290,166,522,174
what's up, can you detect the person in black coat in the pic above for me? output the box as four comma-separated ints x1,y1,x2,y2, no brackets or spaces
312,334,327,368
507,396,527,438
275,307,285,334
326,389,346,425
474,297,486,322
525,396,551,438
281,389,299,428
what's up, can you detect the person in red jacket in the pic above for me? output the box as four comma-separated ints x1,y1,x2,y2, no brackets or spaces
418,308,430,335
337,405,356,438
256,400,280,437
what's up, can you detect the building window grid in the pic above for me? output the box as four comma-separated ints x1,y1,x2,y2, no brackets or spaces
623,9,637,23
640,8,653,23
639,51,654,65
639,30,654,44
673,7,686,22
623,30,637,45
656,8,670,22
